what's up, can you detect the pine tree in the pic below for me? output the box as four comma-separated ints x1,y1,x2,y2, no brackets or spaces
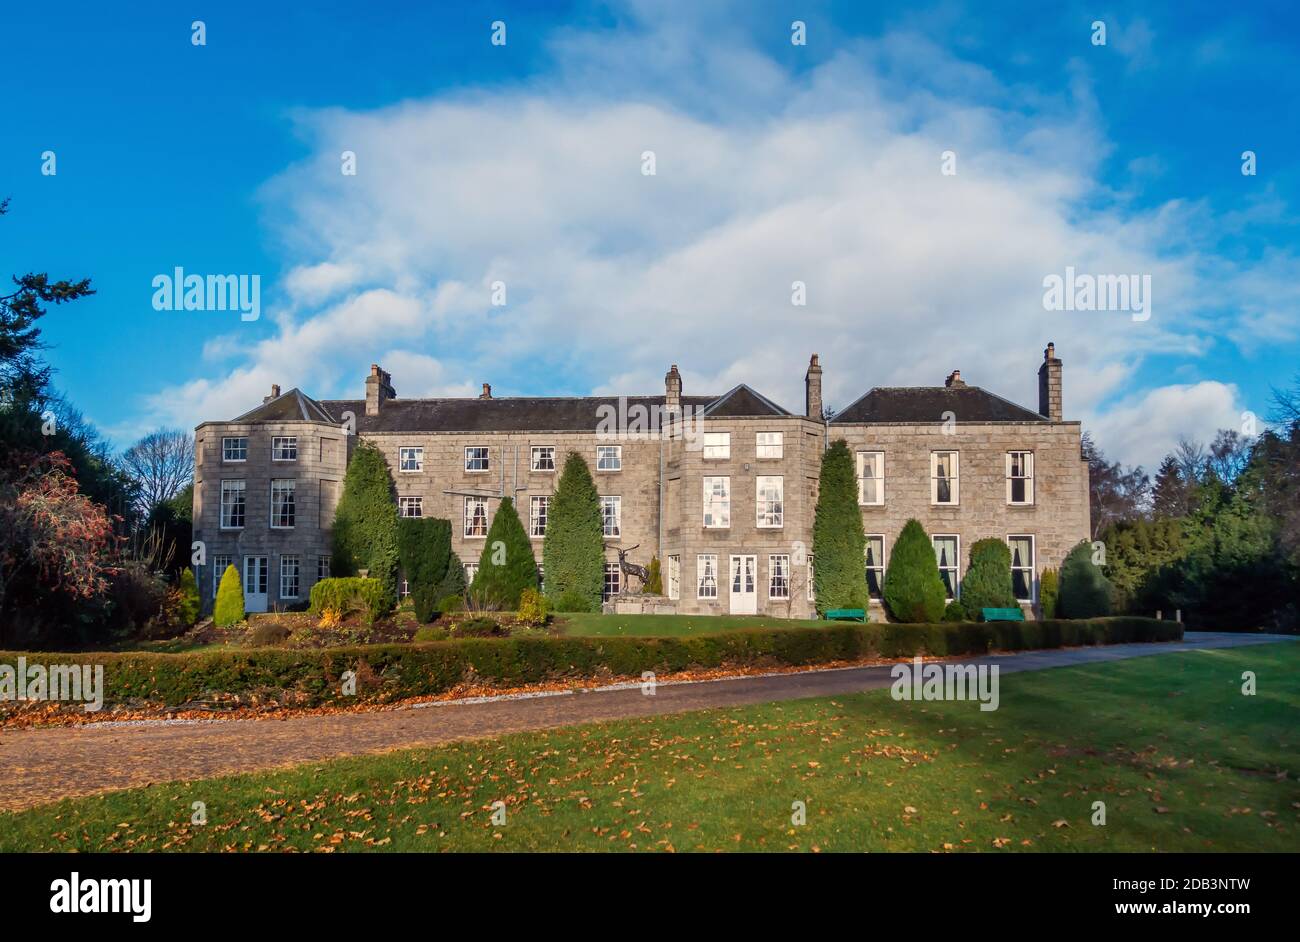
542,452,605,612
882,519,947,623
959,538,1017,615
1058,540,1114,617
213,563,245,627
812,439,867,612
470,497,538,609
1151,455,1189,518
332,440,399,603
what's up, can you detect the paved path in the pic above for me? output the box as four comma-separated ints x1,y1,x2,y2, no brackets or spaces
1,632,1292,811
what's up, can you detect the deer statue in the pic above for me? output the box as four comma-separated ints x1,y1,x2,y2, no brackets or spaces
614,544,651,592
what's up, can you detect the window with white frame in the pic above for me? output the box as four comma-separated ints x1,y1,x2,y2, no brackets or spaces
932,535,960,600
857,451,884,505
529,495,548,538
600,496,621,537
769,554,791,599
596,445,622,471
464,497,488,537
931,451,959,505
703,476,730,528
756,432,783,459
211,554,232,595
280,555,300,600
667,555,680,600
807,554,815,601
531,446,555,472
220,480,246,528
464,561,478,583
1007,451,1034,505
1009,535,1035,602
399,496,423,518
697,554,719,599
703,432,731,459
317,555,331,582
270,479,296,528
756,475,783,527
603,562,621,600
399,447,423,472
272,436,298,461
865,535,885,600
465,446,490,472
222,437,247,462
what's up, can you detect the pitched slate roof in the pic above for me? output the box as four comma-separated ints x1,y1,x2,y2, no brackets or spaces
232,388,336,424
830,386,1047,424
702,384,793,417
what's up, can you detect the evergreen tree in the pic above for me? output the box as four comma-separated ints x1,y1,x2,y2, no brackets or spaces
398,516,453,622
1152,455,1190,518
644,555,663,594
882,519,947,623
811,439,867,612
213,564,245,627
1058,540,1114,618
959,538,1017,615
470,497,538,609
1039,567,1060,619
177,567,200,626
542,452,605,611
331,440,399,602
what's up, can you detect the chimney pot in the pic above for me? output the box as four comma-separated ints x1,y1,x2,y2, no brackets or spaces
1038,343,1063,421
805,353,824,420
365,363,396,415
945,370,965,388
480,383,492,399
664,364,682,413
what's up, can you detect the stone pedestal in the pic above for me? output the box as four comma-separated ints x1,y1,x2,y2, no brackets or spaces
603,593,678,615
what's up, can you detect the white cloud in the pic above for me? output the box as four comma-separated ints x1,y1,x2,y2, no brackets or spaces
1083,381,1243,470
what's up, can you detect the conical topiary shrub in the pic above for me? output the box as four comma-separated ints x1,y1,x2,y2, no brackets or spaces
214,563,245,627
177,567,201,626
959,538,1017,617
1058,541,1114,618
812,439,868,613
332,439,399,602
470,497,539,609
542,452,605,612
882,519,947,623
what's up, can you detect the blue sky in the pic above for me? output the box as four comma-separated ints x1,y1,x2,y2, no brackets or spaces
1,0,1297,468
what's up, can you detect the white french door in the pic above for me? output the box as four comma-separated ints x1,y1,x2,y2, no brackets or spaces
729,555,757,614
243,555,269,613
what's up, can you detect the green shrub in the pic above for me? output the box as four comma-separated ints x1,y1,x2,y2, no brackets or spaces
1059,541,1114,618
332,440,399,600
308,577,394,626
413,625,449,642
883,519,947,623
177,567,200,626
455,616,503,638
942,599,970,622
437,593,464,615
246,620,292,647
410,586,440,624
644,556,663,595
542,452,604,612
518,588,549,626
213,564,245,627
397,516,454,623
960,538,1017,615
470,497,538,609
812,440,868,613
1040,568,1060,619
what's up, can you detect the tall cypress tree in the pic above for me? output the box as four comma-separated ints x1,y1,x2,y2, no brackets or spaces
331,439,399,604
812,439,867,612
543,451,605,611
470,497,538,609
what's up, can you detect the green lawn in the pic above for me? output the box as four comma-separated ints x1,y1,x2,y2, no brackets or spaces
3,643,1296,852
555,611,831,637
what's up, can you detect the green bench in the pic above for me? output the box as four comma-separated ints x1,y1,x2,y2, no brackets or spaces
982,607,1025,622
825,608,867,623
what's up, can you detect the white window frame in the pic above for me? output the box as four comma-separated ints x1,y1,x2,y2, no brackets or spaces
930,451,960,506
529,495,548,539
703,476,730,529
464,497,488,537
857,451,884,506
932,534,961,601
756,475,783,528
222,436,247,462
702,431,731,459
865,534,886,601
398,496,423,518
271,436,298,461
317,555,331,582
603,562,621,600
269,479,296,529
768,554,791,600
399,446,424,473
465,446,491,473
220,480,246,529
667,555,681,600
464,561,479,583
596,445,622,471
1008,534,1036,603
279,555,300,600
530,446,556,472
756,431,783,459
600,495,622,537
697,554,719,599
211,554,232,596
1006,451,1035,505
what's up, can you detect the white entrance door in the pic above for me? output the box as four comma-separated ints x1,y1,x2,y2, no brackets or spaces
729,555,757,614
244,556,269,613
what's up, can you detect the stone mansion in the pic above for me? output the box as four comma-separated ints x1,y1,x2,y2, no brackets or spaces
192,344,1089,620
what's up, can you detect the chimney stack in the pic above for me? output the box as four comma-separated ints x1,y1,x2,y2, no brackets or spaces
365,364,395,416
805,354,823,420
944,370,966,388
1038,342,1062,422
480,383,492,399
664,364,682,413
263,383,281,404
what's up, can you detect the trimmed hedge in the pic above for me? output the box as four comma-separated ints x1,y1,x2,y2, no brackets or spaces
0,617,1181,712
308,577,393,626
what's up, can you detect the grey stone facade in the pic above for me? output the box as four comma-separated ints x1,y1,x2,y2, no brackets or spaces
192,345,1089,620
